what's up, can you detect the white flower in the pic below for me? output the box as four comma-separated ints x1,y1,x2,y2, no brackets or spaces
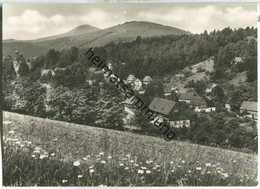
99,152,104,156
98,184,107,187
146,170,151,174
89,165,94,169
181,160,185,164
122,158,127,161
3,121,12,125
20,144,25,147
141,167,147,170
233,160,237,163
62,179,68,183
171,170,175,173
134,163,139,167
196,167,202,171
107,156,112,159
89,169,95,173
51,153,55,157
188,170,191,173
86,155,90,158
39,154,48,159
207,171,211,174
170,161,174,164
8,130,15,134
125,167,129,170
31,154,36,158
53,138,58,141
212,164,216,168
27,141,32,145
222,173,229,178
77,175,83,178
155,164,160,168
130,160,134,163
73,161,80,166
137,170,144,174
96,158,101,161
83,158,88,161
15,141,21,145
126,154,131,158
100,160,106,164
205,163,211,167
119,163,124,166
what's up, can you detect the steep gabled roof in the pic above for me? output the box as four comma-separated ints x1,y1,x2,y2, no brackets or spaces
179,92,195,101
149,97,176,115
240,101,257,112
190,96,207,106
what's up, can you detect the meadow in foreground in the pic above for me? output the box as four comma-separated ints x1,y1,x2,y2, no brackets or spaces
2,112,258,186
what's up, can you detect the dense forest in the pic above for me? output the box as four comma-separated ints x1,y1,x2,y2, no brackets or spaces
2,26,257,152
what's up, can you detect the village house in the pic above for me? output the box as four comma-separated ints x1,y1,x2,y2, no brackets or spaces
125,74,136,84
163,83,175,96
133,79,142,91
205,83,217,93
149,97,190,128
240,101,258,119
225,104,231,112
178,91,197,103
143,76,152,85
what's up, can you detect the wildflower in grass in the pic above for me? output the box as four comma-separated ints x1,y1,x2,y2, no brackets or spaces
134,163,139,167
83,158,88,161
100,160,106,164
86,155,90,158
53,138,58,141
181,160,185,164
130,160,134,163
78,175,83,178
205,163,211,167
39,154,48,159
15,141,21,145
141,167,147,170
153,167,157,170
170,161,174,164
31,154,36,158
222,173,229,178
62,180,68,183
119,163,124,166
177,165,181,168
146,170,151,174
96,158,101,161
207,171,211,174
155,164,160,168
27,141,32,145
89,165,94,169
122,157,127,161
126,154,131,158
51,153,55,157
3,121,12,125
33,150,41,154
73,161,80,167
188,170,191,173
138,170,144,174
99,152,104,156
240,179,244,182
212,164,216,168
89,169,95,173
8,130,15,134
125,167,129,170
233,160,237,163
98,184,107,187
107,155,112,159
196,167,202,171
171,170,175,173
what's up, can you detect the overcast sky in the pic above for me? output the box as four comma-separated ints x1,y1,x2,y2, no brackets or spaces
3,3,257,40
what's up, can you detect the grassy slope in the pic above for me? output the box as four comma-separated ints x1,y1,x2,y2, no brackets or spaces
3,111,257,174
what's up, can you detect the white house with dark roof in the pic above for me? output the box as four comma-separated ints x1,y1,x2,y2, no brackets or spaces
133,79,142,91
205,83,217,93
149,97,190,128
